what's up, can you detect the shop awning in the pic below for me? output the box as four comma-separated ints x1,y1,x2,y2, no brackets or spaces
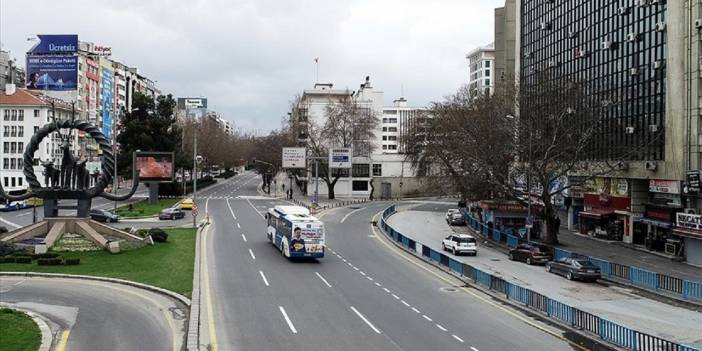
579,208,614,219
635,217,673,229
672,227,702,240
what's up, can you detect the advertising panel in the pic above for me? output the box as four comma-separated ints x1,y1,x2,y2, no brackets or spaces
26,55,78,91
101,67,114,139
282,147,306,169
649,179,681,194
686,170,700,195
28,34,78,54
135,152,175,182
329,148,352,169
177,97,208,109
677,213,702,231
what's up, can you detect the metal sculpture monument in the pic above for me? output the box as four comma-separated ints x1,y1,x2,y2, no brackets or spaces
0,106,145,252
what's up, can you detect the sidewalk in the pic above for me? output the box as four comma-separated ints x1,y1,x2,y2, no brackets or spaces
386,208,702,348
259,172,369,210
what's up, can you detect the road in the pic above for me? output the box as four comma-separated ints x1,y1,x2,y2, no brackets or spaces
202,171,582,351
386,205,702,346
0,276,187,351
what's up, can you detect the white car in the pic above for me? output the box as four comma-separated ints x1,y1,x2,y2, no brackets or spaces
442,234,478,256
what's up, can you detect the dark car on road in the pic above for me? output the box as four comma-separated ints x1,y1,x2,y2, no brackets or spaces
445,209,466,226
545,257,601,282
89,209,120,223
508,243,552,265
159,207,186,220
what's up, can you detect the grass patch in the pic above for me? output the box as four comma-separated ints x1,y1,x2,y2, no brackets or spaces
0,228,196,297
114,198,180,218
0,308,41,351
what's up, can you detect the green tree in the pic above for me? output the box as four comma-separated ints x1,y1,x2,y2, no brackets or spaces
117,92,184,178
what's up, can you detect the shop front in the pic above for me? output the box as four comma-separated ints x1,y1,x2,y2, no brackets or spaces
673,213,702,267
634,203,683,255
578,193,631,241
478,200,540,239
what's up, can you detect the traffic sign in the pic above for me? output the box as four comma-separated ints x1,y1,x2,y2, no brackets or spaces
282,147,306,169
192,204,198,216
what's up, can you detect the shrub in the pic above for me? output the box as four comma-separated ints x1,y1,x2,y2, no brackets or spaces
10,250,31,257
13,256,32,264
64,258,80,265
0,241,17,256
31,252,60,259
0,226,7,234
0,256,16,263
149,228,168,243
37,257,63,266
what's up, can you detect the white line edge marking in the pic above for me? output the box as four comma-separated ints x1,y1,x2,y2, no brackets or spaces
423,315,433,322
259,271,269,286
241,234,247,242
350,306,381,334
249,248,256,260
401,300,410,307
360,271,366,276
205,198,209,214
353,267,359,271
391,294,400,300
411,307,420,314
340,206,365,223
315,272,333,288
436,324,447,331
279,306,297,334
470,347,479,351
246,198,265,219
374,282,381,287
366,276,373,281
383,288,391,293
225,198,237,220
453,335,464,343
0,216,21,229
236,222,241,228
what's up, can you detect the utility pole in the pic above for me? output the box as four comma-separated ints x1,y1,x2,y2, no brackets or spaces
193,132,197,228
113,110,119,212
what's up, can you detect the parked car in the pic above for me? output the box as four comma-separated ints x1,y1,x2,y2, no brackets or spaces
90,209,120,223
159,207,186,220
508,243,552,265
442,234,478,256
180,198,194,210
0,201,28,212
545,257,601,282
445,209,465,226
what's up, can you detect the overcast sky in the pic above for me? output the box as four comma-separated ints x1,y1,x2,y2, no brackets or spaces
1,0,503,134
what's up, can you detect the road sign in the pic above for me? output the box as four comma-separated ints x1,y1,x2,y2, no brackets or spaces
192,204,198,216
282,147,306,169
329,148,352,168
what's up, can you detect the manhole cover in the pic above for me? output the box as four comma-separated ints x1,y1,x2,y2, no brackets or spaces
440,287,458,292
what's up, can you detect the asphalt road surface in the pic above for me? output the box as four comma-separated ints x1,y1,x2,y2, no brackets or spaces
202,172,582,351
0,276,187,351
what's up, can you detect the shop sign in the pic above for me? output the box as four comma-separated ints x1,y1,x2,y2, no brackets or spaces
686,170,700,195
645,209,672,222
677,213,702,230
584,193,631,211
649,179,681,194
480,201,528,212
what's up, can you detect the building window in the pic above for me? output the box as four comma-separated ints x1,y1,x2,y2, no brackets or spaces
382,145,388,150
388,136,397,141
382,127,388,132
3,142,8,153
331,168,350,178
16,158,21,169
352,164,370,178
382,118,389,123
385,110,397,115
3,110,9,120
17,142,23,153
10,158,16,170
3,126,8,137
34,126,39,133
10,109,17,121
10,126,16,137
10,142,16,154
388,127,398,132
388,118,397,123
485,69,490,77
352,180,369,191
382,136,387,141
3,177,7,186
372,164,382,177
34,109,40,117
2,159,7,170
18,110,24,121
17,126,23,137
485,61,490,68
18,177,22,186
388,145,398,150
485,79,490,86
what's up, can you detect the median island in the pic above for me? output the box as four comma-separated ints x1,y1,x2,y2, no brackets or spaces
114,198,180,218
0,308,41,351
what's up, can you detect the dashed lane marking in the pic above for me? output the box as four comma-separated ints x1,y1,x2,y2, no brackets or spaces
259,271,270,287
249,248,256,260
315,272,333,288
453,335,464,343
279,306,298,334
350,306,382,334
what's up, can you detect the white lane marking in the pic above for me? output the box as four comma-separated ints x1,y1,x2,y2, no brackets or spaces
315,272,333,288
279,306,298,334
391,294,400,300
259,271,270,286
423,315,433,322
13,279,25,286
342,258,347,263
359,271,366,276
366,277,373,281
236,222,241,229
340,206,365,223
436,324,447,331
383,288,391,293
347,262,353,267
470,347,479,351
411,307,420,314
350,306,381,334
353,267,359,271
226,199,237,220
453,335,465,343
206,198,210,214
241,234,247,242
246,198,265,220
249,248,256,260
401,300,410,307
374,282,381,287
0,216,21,229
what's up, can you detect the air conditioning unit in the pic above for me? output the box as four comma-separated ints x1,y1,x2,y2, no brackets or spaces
649,124,659,132
646,161,658,171
630,67,640,75
625,126,635,134
653,60,664,69
627,33,639,42
540,22,551,30
695,19,702,28
602,40,613,50
655,22,666,32
685,208,697,214
618,6,629,15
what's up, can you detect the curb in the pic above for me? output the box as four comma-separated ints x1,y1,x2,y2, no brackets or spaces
0,304,53,351
0,272,191,307
186,220,208,351
370,210,622,351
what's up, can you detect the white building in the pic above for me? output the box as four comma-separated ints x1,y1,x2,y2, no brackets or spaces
466,43,495,97
0,85,73,192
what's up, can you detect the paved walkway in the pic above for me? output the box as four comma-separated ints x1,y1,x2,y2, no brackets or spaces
386,208,702,347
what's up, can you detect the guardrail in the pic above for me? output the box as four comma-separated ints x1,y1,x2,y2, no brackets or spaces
379,205,700,351
462,211,702,303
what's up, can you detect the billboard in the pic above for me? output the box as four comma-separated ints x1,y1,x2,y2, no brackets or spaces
28,34,78,54
329,148,352,169
282,147,306,169
26,55,78,91
177,97,208,109
135,152,175,182
101,67,114,139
